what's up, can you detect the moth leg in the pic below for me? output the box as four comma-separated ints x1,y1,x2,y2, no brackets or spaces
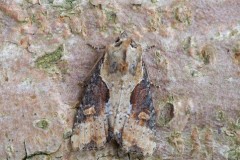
71,58,110,151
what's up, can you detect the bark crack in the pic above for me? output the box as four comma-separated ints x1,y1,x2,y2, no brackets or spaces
22,141,62,160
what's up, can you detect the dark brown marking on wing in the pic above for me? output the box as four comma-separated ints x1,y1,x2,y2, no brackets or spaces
71,57,110,150
74,58,109,125
130,63,155,130
82,140,98,150
122,49,127,61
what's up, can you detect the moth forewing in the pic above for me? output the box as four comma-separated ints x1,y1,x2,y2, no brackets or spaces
71,33,156,156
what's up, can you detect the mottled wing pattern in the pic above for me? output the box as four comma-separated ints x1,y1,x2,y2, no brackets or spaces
71,32,156,156
71,58,110,151
121,63,156,155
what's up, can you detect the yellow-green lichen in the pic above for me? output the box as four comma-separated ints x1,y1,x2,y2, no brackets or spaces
65,0,77,9
182,36,197,52
200,44,216,65
182,37,192,51
190,69,201,77
35,45,63,70
228,146,240,160
6,145,14,157
151,0,158,3
52,0,75,9
48,0,54,3
233,41,240,53
158,102,174,127
174,5,192,25
34,119,50,130
63,129,72,139
57,60,69,75
222,117,240,160
230,29,239,37
148,10,161,32
216,110,225,122
89,0,105,7
167,95,174,104
104,9,117,24
154,50,168,69
167,131,184,153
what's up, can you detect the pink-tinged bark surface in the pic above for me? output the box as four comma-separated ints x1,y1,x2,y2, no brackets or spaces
0,0,240,159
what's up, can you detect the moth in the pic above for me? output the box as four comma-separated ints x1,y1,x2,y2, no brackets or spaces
71,32,156,156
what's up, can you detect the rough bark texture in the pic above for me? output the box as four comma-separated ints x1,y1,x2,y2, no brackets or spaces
0,0,240,159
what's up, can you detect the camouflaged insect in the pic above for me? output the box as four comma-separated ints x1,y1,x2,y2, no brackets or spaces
71,32,156,156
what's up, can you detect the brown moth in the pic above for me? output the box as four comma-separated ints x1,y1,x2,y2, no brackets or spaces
71,32,156,156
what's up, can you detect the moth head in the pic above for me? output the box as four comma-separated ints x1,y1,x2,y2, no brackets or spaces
83,106,96,116
138,111,150,121
107,32,142,75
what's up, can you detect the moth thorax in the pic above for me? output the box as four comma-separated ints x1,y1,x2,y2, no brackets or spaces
118,61,129,73
83,106,96,116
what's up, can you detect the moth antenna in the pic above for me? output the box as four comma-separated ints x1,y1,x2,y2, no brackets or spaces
119,31,128,39
144,45,155,52
87,43,106,51
82,43,106,86
72,33,156,155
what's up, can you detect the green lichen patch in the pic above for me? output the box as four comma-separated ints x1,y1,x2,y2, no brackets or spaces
216,110,225,122
131,3,142,10
148,10,161,32
35,45,64,70
221,117,240,160
89,0,106,8
200,44,216,65
63,129,72,139
151,0,158,3
57,60,69,75
182,37,192,51
6,145,14,157
190,69,202,77
154,50,168,69
158,103,174,127
232,41,240,65
235,118,240,129
174,5,192,25
230,29,239,37
182,37,201,59
167,95,174,104
227,146,240,160
65,0,76,8
104,9,117,24
34,119,50,130
51,0,76,9
167,131,184,153
48,0,54,4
